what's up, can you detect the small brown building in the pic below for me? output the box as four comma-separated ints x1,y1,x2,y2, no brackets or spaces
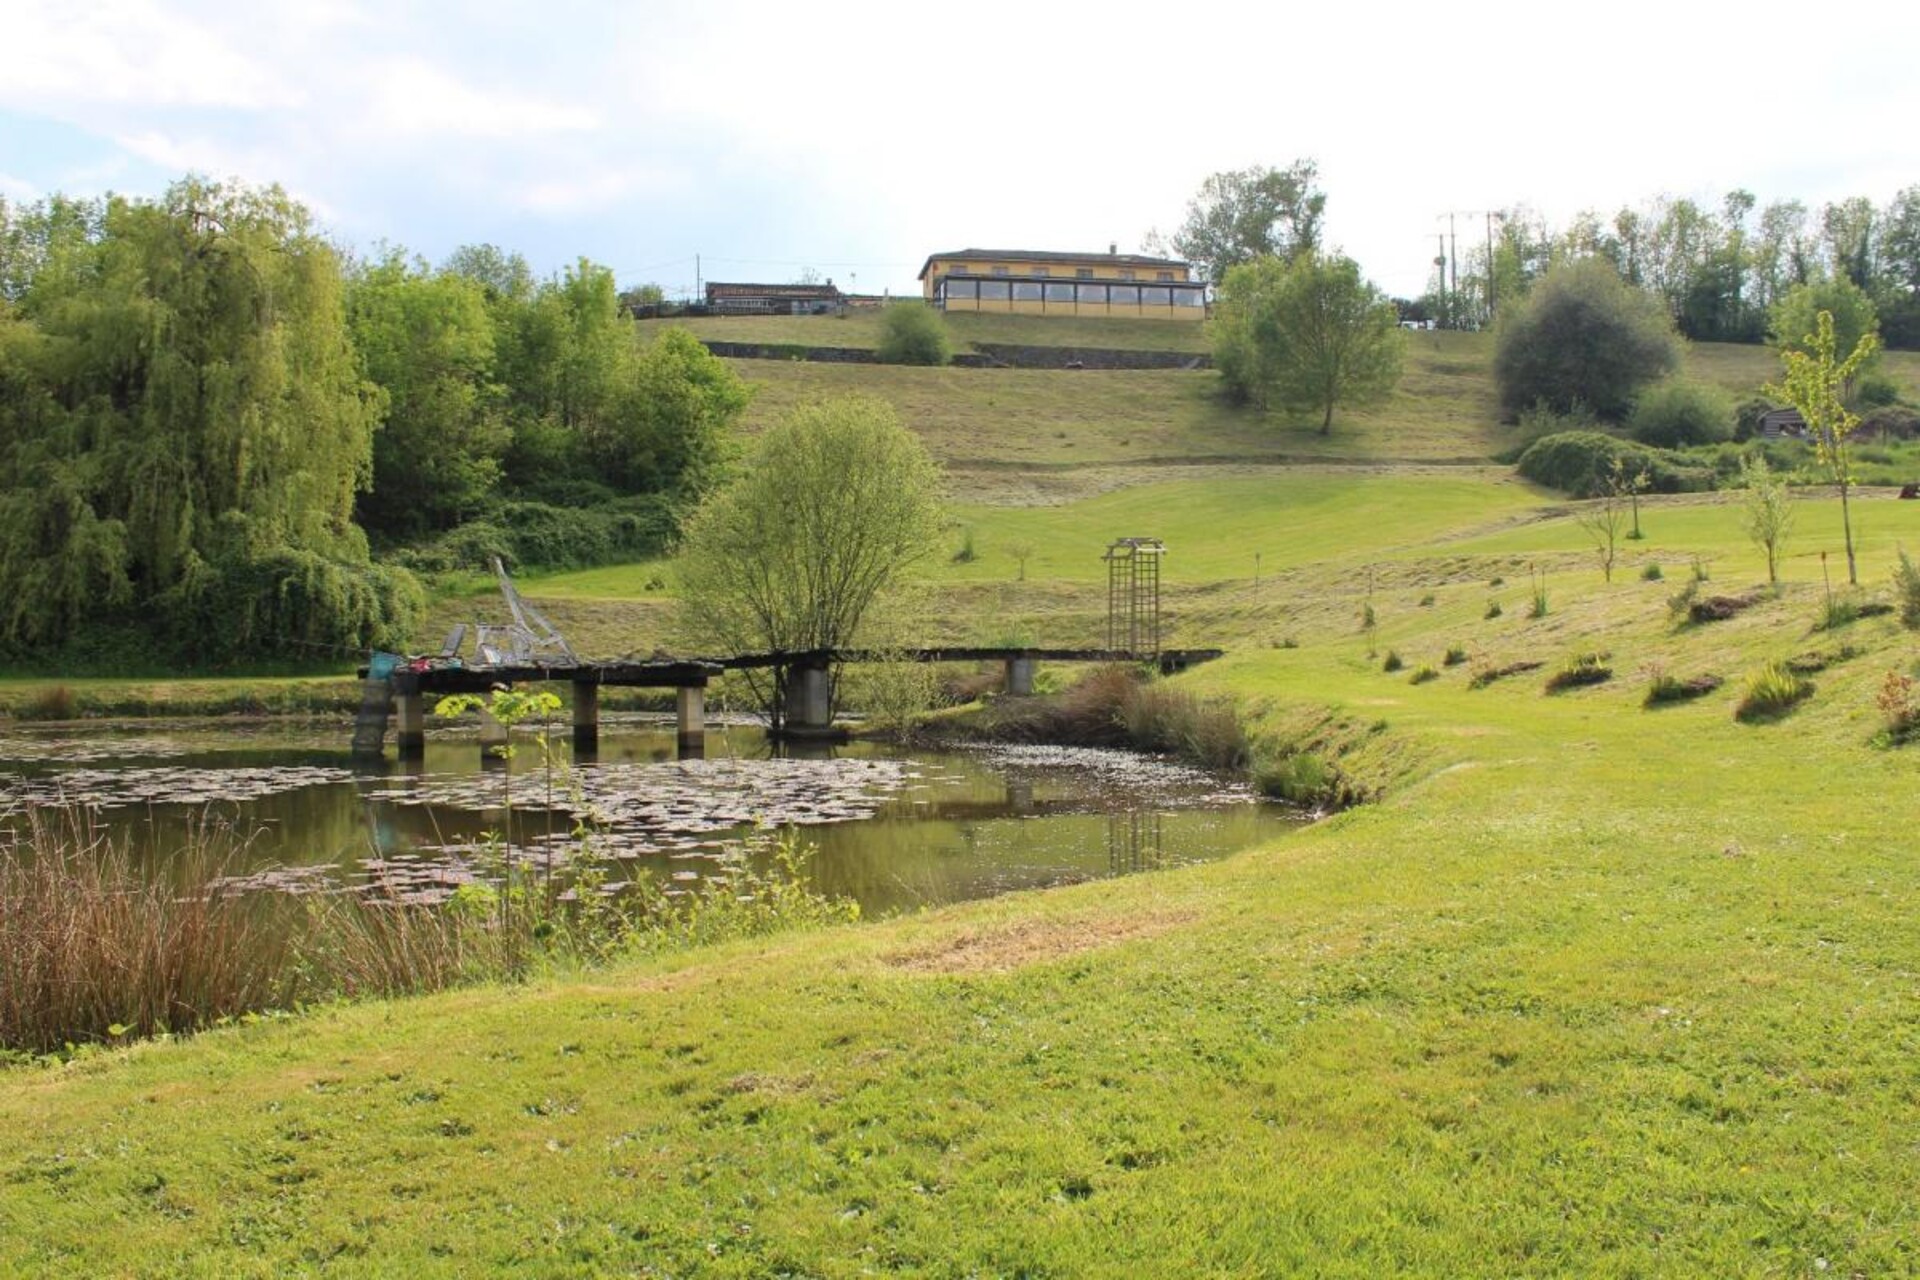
705,281,844,315
1756,407,1807,439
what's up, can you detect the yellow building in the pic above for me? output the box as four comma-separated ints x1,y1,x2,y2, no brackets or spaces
919,248,1206,321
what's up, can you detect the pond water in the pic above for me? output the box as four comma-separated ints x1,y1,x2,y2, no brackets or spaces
0,717,1304,916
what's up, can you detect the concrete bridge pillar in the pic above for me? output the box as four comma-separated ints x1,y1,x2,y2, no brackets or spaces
676,684,706,759
396,689,426,760
571,681,599,755
782,663,834,733
479,705,509,769
1004,655,1036,697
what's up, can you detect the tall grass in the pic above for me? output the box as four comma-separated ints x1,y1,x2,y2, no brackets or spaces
1,809,854,1057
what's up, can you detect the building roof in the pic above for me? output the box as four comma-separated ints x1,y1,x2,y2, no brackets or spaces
917,248,1190,280
705,281,842,299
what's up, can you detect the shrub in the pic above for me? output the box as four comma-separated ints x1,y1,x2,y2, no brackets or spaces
1733,396,1774,442
1515,431,1712,497
875,303,952,366
1874,670,1919,746
1382,650,1403,672
1816,597,1861,631
1418,592,1436,607
1467,659,1543,689
1407,664,1439,685
1896,548,1920,628
1443,644,1468,666
1119,681,1251,773
1628,378,1733,447
1484,599,1503,619
1641,562,1664,581
1644,668,1724,706
1493,258,1681,421
1855,372,1902,409
1735,659,1812,722
1544,651,1612,693
1689,592,1764,624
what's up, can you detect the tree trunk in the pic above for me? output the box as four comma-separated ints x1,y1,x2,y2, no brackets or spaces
1841,481,1858,585
1320,401,1333,434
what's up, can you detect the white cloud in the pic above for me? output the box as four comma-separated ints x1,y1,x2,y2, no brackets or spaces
3,0,297,110
354,56,600,142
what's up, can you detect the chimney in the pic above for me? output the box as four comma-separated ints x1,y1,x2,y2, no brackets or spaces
1109,242,1117,255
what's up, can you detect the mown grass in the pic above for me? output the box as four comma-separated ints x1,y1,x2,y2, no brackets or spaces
12,332,1920,1272
638,309,1216,354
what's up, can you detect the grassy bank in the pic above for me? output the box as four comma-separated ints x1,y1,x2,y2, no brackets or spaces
8,451,1920,1271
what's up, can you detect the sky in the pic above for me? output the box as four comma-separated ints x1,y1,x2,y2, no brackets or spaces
7,0,1920,301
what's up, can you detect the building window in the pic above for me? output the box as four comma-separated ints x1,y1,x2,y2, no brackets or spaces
979,280,1010,301
1076,268,1094,278
1173,286,1204,307
1032,267,1050,277
1044,282,1074,304
991,266,1009,276
1140,286,1171,306
1119,269,1136,280
1156,270,1175,281
946,279,979,301
1110,285,1139,305
950,264,970,275
1012,281,1043,302
1076,283,1107,304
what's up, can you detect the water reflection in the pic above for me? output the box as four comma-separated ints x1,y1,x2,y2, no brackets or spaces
0,718,1304,916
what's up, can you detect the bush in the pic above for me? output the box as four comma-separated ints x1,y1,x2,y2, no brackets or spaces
1855,372,1903,409
1641,562,1664,581
1629,379,1733,447
1407,664,1439,685
1896,548,1920,628
1514,431,1712,497
392,497,679,574
1644,669,1724,706
1735,659,1812,722
1493,258,1681,421
1484,599,1503,619
1544,651,1612,693
1442,645,1468,666
1382,650,1403,672
875,303,952,366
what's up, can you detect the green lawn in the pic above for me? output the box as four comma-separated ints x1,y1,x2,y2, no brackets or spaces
9,485,1920,1271
638,310,1215,354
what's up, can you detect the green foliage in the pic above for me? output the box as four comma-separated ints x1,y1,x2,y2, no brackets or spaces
874,303,951,367
1769,277,1879,370
1212,252,1403,431
390,497,677,575
1407,664,1439,685
0,179,418,660
1151,161,1325,281
1493,258,1680,420
1381,650,1403,672
1640,562,1664,581
1894,548,1920,628
1443,645,1468,666
675,396,945,726
1735,658,1812,722
1484,599,1503,619
1628,378,1734,447
1739,454,1795,586
347,251,508,539
1766,309,1882,583
1643,667,1723,706
1514,431,1711,497
592,327,750,499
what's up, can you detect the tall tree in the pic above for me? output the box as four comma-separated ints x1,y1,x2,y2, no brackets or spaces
0,178,417,656
1766,310,1880,585
1769,277,1879,377
347,252,509,540
1212,253,1403,432
1147,161,1325,282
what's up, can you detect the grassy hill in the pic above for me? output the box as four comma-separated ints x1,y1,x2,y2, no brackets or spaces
11,319,1920,1273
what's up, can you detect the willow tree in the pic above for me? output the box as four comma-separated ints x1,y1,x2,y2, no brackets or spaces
1766,309,1880,585
674,395,944,728
0,178,419,657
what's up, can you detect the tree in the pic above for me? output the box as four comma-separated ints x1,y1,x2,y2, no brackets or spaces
598,327,749,500
1627,378,1733,447
674,396,944,729
1211,253,1403,432
1766,309,1880,585
1492,258,1680,421
1147,161,1325,282
874,302,951,366
1575,459,1633,582
0,178,420,658
1739,454,1794,586
1769,277,1879,378
347,251,509,540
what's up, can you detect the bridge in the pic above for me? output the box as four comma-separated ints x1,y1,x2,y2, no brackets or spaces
362,645,1223,761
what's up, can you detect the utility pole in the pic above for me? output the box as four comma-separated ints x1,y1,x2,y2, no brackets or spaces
1436,233,1449,325
1485,210,1503,321
695,253,701,305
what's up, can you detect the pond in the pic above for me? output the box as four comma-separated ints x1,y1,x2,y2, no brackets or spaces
0,717,1304,916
